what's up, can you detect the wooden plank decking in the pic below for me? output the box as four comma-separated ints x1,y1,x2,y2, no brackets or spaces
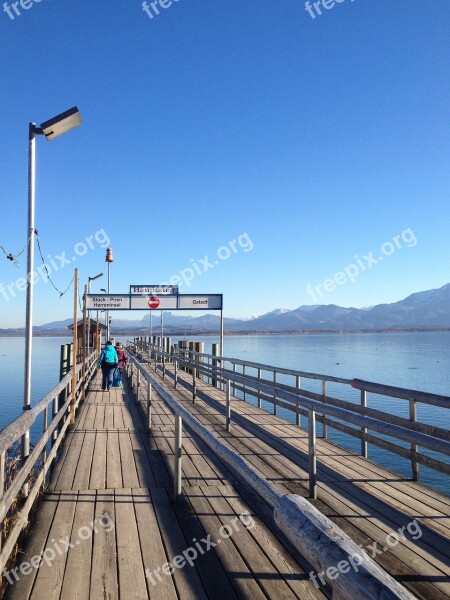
4,361,450,600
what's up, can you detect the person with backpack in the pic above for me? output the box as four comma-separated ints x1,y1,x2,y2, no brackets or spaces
97,340,119,391
115,342,128,375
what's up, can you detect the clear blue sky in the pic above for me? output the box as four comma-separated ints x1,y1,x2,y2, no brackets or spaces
0,0,449,327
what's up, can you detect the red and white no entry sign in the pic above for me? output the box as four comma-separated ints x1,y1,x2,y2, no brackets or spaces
148,296,160,309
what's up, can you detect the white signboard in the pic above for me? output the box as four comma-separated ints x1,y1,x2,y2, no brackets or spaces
130,285,178,295
86,295,130,310
178,295,223,310
130,295,178,310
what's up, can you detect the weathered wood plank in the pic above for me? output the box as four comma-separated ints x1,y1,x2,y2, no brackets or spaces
132,488,178,600
89,431,107,490
184,486,267,600
115,488,148,600
30,491,78,599
118,432,140,489
150,487,208,599
4,492,60,600
106,431,122,488
59,490,96,600
90,490,118,599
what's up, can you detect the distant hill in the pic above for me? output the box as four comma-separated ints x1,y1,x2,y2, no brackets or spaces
4,283,450,335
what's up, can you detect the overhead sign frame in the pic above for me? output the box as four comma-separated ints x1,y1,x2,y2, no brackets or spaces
88,293,223,311
87,290,224,356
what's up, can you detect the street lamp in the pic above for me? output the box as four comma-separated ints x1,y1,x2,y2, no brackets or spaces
105,248,113,341
23,107,82,471
88,272,103,293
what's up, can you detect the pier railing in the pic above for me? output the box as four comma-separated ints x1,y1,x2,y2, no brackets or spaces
0,351,97,578
132,339,450,487
125,348,416,600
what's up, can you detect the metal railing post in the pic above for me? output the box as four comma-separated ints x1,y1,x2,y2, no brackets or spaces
174,415,182,501
137,370,141,405
361,389,368,458
162,354,166,379
257,368,262,409
147,382,152,432
174,359,178,389
43,406,48,467
192,367,197,403
410,398,419,481
309,409,317,499
295,375,301,426
226,379,231,432
322,379,328,440
273,371,277,415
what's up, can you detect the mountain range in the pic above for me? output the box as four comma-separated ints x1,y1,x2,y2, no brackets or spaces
2,283,450,335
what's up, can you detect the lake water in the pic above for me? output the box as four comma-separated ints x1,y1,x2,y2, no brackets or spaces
1,332,449,495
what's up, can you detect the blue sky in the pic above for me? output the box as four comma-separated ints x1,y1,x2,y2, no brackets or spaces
0,0,449,327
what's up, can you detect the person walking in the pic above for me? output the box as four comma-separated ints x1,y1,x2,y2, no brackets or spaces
97,340,118,391
115,342,128,376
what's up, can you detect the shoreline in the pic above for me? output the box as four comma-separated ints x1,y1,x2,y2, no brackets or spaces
1,328,450,338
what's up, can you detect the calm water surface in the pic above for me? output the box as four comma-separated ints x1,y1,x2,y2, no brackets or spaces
1,332,449,494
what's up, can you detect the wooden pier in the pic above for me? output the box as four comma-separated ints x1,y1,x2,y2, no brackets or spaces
1,343,449,599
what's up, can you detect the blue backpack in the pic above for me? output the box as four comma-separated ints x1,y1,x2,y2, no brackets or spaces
102,346,117,366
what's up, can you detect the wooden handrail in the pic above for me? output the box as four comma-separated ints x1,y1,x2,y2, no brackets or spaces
130,340,450,479
0,350,98,575
127,351,416,600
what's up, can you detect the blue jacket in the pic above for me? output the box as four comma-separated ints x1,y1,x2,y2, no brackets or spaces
97,344,118,368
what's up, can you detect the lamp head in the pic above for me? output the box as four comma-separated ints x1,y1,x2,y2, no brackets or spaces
40,107,82,141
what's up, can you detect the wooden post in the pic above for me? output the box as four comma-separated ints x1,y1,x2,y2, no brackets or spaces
361,389,368,458
309,409,317,499
82,285,87,402
410,398,419,481
322,379,328,440
226,379,231,432
147,382,152,432
70,268,78,427
174,415,182,501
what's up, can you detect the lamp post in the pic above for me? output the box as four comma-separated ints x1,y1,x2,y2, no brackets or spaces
87,273,103,353
105,248,113,341
100,287,107,338
22,107,82,472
